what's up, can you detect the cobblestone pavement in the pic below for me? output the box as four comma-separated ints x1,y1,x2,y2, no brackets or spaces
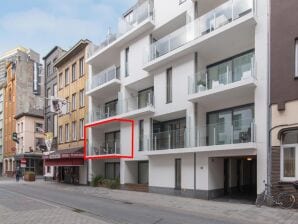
0,178,297,224
0,179,108,224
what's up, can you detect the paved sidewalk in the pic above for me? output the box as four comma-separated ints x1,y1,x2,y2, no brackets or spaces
12,179,297,224
0,180,109,224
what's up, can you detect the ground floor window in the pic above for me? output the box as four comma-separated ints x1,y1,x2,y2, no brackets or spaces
105,162,120,180
281,129,298,181
175,158,181,189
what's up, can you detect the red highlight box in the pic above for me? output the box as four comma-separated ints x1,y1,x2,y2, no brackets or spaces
84,118,135,160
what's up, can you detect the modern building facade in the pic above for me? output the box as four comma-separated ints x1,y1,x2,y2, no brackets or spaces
87,0,269,200
3,48,42,176
43,46,65,178
43,40,90,185
270,0,298,207
15,110,44,176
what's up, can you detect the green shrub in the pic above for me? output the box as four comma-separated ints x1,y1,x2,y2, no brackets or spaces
91,175,103,187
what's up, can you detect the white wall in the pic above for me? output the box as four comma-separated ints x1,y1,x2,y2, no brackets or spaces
153,0,193,28
153,54,194,116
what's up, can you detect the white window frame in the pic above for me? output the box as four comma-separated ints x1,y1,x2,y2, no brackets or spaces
79,89,84,107
72,121,77,141
72,93,76,111
59,126,63,143
79,119,84,139
295,40,298,78
53,115,58,137
65,123,69,142
280,144,298,182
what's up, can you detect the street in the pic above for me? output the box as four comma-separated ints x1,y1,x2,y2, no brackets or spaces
0,179,297,224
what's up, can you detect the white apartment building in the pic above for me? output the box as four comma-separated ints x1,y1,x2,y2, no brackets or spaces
87,0,268,200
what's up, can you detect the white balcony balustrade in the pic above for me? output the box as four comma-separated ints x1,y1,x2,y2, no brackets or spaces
87,65,120,92
188,52,255,95
148,0,253,61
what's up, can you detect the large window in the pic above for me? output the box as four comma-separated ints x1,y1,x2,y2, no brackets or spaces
59,73,63,89
46,63,51,76
105,162,120,180
72,121,77,141
59,126,63,143
207,104,254,145
79,118,84,139
166,68,172,103
138,87,154,109
105,100,118,118
53,115,58,137
139,120,144,151
105,131,120,154
72,93,76,111
65,123,69,142
65,68,69,86
79,57,84,76
53,84,58,97
72,63,76,82
46,88,51,106
79,89,84,107
125,47,129,77
281,129,298,181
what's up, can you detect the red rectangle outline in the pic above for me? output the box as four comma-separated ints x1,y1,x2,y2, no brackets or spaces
84,118,134,160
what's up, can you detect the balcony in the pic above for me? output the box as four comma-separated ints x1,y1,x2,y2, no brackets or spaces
88,90,154,123
188,52,256,106
143,119,256,156
144,0,255,71
121,90,155,118
86,65,120,97
89,141,120,156
87,0,155,66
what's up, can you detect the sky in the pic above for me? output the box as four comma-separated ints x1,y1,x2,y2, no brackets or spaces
0,0,136,57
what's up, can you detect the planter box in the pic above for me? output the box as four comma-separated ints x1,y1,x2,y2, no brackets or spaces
24,173,36,182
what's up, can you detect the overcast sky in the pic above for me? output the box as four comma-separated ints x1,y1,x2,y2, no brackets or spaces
0,0,135,57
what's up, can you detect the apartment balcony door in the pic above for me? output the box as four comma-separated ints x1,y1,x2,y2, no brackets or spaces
105,131,120,154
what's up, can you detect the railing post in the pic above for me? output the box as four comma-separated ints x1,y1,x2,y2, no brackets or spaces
168,132,171,149
213,127,216,145
231,124,234,144
154,135,157,151
251,122,254,142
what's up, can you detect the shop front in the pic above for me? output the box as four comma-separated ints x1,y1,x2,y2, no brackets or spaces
43,148,88,185
15,152,43,177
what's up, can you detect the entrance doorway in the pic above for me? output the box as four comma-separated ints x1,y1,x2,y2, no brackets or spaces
138,161,148,184
221,156,256,203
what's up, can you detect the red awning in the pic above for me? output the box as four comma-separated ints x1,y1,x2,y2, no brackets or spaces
44,158,84,166
43,147,84,166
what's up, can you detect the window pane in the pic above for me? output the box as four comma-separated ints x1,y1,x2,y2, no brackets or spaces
284,147,295,177
282,129,298,144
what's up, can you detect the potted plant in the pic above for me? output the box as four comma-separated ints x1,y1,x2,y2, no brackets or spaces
24,171,36,182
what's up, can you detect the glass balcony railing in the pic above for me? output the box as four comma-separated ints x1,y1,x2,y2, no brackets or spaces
122,90,154,114
188,53,255,94
89,0,154,57
118,0,154,35
89,90,154,122
198,118,255,146
88,141,120,156
143,128,189,151
142,119,255,152
149,0,253,61
88,65,120,92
